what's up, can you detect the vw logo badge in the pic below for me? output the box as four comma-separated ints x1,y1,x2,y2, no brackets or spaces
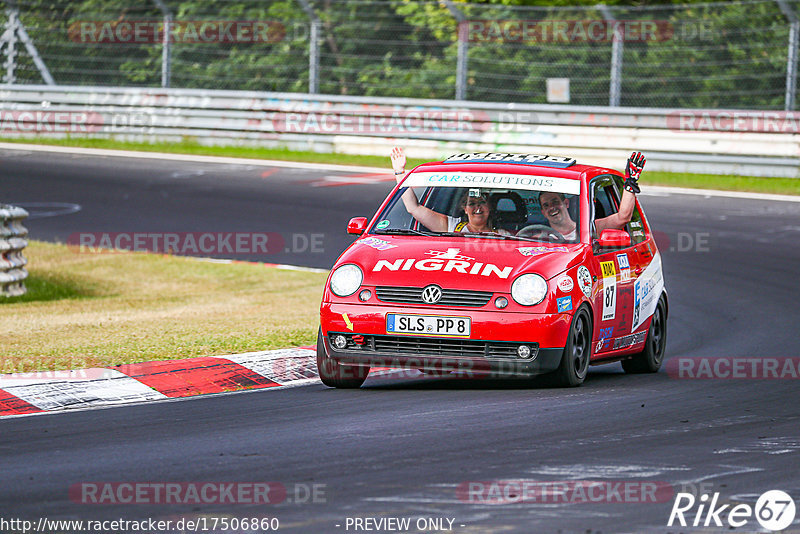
421,285,443,304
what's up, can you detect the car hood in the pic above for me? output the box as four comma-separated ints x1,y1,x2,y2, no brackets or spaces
339,235,587,292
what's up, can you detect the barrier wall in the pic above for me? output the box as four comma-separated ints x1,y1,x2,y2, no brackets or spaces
1,85,798,177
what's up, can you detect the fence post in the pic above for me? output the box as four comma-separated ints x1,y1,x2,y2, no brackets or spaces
0,204,29,298
443,0,467,101
777,0,798,110
296,0,320,94
2,8,19,84
598,5,622,107
152,0,172,88
309,19,320,94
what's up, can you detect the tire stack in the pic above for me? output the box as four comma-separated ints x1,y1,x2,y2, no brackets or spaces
1,204,29,297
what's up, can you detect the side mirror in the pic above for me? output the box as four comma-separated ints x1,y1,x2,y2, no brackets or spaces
347,217,368,235
596,228,631,248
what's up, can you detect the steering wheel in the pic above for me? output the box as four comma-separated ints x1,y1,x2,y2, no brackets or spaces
516,224,567,243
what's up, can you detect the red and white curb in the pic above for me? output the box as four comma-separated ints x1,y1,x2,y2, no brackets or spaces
0,348,319,418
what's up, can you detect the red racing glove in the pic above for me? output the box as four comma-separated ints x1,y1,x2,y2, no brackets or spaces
624,151,645,194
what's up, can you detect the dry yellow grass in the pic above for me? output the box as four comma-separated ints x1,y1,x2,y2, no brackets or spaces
0,241,328,373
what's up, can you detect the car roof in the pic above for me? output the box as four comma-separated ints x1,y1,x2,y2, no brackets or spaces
414,161,595,179
411,153,615,180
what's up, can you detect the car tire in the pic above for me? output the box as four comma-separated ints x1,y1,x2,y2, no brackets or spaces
550,306,592,387
622,294,667,374
316,328,369,388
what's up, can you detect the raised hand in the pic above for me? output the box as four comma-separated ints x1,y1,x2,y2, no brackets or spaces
391,146,407,182
624,151,646,194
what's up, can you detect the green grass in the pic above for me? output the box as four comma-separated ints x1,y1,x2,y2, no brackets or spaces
4,135,798,195
3,272,101,303
645,171,800,195
0,241,327,373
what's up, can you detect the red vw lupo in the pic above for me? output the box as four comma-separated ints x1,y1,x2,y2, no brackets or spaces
318,153,667,387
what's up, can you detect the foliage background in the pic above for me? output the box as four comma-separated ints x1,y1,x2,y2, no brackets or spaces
3,0,796,109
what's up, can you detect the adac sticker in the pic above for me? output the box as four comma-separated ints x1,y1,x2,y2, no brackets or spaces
577,265,592,298
600,261,616,278
557,275,574,293
600,261,616,321
557,296,572,312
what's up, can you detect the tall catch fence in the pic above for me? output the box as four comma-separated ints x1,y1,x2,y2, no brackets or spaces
1,0,798,110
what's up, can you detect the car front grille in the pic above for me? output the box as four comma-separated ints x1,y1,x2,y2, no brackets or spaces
375,286,492,307
329,333,538,361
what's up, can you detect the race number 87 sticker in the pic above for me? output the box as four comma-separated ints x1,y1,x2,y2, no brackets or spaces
600,261,617,321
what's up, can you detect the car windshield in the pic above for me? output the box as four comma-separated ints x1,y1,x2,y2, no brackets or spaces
370,173,581,243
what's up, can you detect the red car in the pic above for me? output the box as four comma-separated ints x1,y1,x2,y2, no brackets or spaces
318,153,667,387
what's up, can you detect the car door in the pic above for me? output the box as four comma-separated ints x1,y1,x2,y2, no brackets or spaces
589,176,638,356
626,198,659,339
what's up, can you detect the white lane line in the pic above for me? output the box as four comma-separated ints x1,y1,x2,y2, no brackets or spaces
644,185,800,203
526,464,690,480
675,465,764,485
10,202,82,219
0,142,387,173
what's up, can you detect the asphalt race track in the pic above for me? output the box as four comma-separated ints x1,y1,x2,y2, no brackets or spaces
2,147,800,533
1,146,392,269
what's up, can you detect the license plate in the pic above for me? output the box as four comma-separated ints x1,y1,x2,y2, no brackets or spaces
386,314,471,337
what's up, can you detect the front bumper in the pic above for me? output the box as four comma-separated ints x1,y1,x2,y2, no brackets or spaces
320,302,571,377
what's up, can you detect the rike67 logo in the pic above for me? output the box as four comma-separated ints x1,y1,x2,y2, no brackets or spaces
668,490,796,531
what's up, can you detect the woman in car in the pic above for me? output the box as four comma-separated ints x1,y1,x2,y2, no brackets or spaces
390,146,509,234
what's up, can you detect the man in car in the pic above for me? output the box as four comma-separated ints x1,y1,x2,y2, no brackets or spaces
537,151,645,240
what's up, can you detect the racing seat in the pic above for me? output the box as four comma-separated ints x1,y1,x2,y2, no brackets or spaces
490,192,528,232
593,199,606,220
591,198,607,238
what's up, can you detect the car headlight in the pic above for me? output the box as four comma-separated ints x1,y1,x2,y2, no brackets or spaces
330,264,363,297
511,273,548,306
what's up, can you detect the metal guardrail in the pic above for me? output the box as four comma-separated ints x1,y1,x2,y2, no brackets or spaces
0,204,29,298
0,85,798,177
2,0,798,111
